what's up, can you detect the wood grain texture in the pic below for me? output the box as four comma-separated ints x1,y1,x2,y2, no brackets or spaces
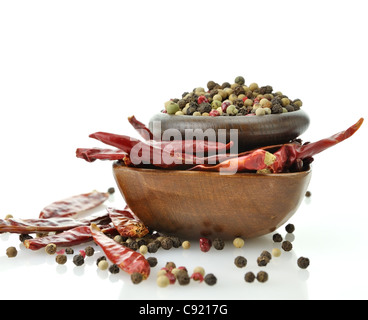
149,110,310,152
113,163,312,240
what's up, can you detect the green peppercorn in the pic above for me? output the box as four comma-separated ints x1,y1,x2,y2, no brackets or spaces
6,246,17,258
166,102,180,115
234,76,245,85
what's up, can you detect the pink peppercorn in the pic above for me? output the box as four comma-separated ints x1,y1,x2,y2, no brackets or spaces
242,97,248,102
191,272,204,282
209,109,220,117
199,237,212,252
197,95,209,104
79,249,86,258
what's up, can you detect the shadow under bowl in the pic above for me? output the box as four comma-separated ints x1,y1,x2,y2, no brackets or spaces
113,163,312,240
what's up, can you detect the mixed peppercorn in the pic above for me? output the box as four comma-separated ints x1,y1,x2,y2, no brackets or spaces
162,76,303,117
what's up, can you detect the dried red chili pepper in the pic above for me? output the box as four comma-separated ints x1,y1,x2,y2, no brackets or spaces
76,148,127,162
128,115,154,141
107,207,149,238
90,224,150,279
39,191,110,219
269,118,364,173
24,226,92,250
190,149,276,173
0,213,110,234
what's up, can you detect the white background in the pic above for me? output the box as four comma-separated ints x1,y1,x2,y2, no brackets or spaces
1,0,367,301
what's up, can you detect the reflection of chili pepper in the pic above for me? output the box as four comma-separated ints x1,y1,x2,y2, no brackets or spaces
108,207,149,238
90,224,150,279
39,191,110,219
0,212,110,234
269,118,364,172
190,149,276,173
128,115,154,141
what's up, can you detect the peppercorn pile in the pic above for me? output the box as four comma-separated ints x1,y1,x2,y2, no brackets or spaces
163,76,303,117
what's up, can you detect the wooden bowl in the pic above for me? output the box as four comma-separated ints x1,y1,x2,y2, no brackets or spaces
113,163,312,240
149,110,310,152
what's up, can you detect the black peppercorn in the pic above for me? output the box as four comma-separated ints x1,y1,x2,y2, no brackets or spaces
282,241,293,252
234,256,247,268
204,273,217,286
147,257,158,267
19,234,33,243
107,187,115,194
160,237,173,250
207,81,218,91
297,257,310,269
260,250,272,261
305,191,312,197
244,272,256,283
73,254,84,266
170,236,182,248
213,238,225,250
177,271,190,286
147,242,159,253
257,271,269,283
221,82,231,89
109,264,120,274
272,233,283,243
285,224,295,233
55,254,67,265
84,246,95,257
128,240,139,251
131,272,143,284
257,256,269,267
65,247,74,255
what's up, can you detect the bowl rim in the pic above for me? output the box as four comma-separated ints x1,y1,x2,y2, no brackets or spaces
150,109,308,123
113,162,312,178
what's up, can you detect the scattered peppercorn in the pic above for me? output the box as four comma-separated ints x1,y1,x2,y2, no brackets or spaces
45,243,57,255
177,272,191,286
19,234,33,243
257,256,269,267
65,247,74,254
55,254,67,265
170,236,182,248
297,257,310,269
204,273,217,286
98,260,109,270
139,245,148,255
272,233,283,243
233,237,245,248
305,191,312,197
107,187,115,194
244,272,256,283
182,240,191,249
147,241,159,253
213,238,225,250
260,250,272,261
6,246,17,258
157,275,170,288
285,224,295,233
128,240,139,251
272,248,281,257
73,254,84,266
147,257,158,267
257,271,269,283
199,237,212,252
96,255,106,266
84,246,95,257
109,264,120,274
282,241,293,252
234,256,247,268
160,237,173,250
131,272,143,284
193,266,205,276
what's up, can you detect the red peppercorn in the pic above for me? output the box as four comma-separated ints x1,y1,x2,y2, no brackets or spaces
242,97,248,102
209,109,220,117
199,237,212,252
191,272,204,282
165,272,176,284
197,95,209,104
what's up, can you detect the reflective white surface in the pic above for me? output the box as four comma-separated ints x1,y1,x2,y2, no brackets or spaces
1,0,368,301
